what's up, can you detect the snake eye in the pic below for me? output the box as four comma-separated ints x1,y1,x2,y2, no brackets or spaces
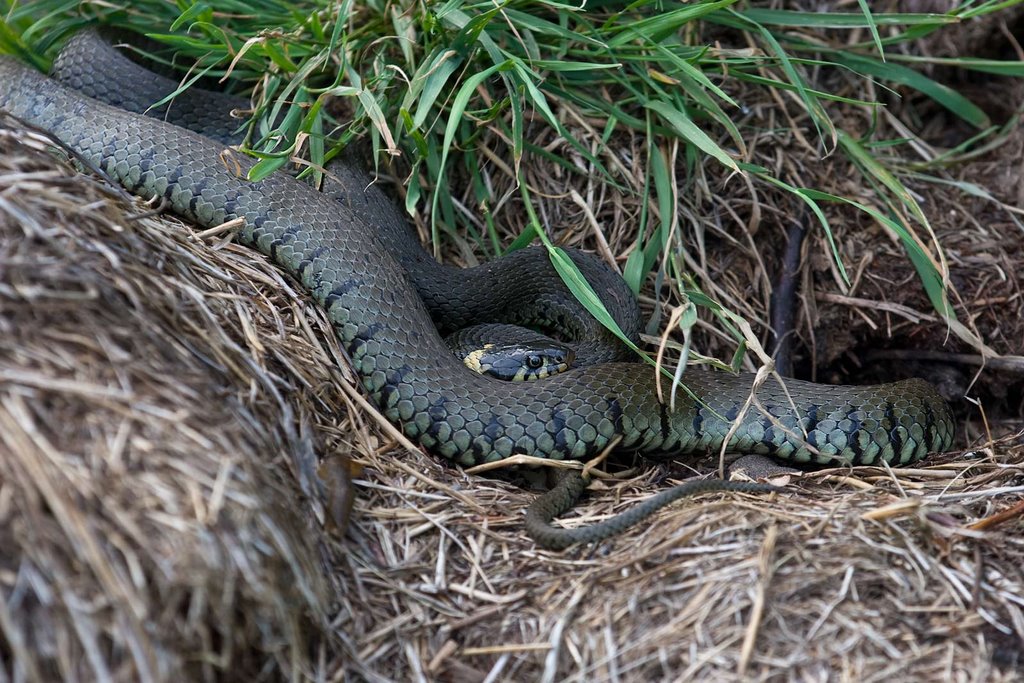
527,354,544,369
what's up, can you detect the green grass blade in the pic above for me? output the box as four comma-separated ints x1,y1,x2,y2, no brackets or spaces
887,54,1024,77
737,9,959,28
407,48,463,130
607,0,739,47
855,0,886,60
730,10,836,146
836,52,990,128
644,99,739,172
742,162,850,287
802,190,951,317
430,59,510,229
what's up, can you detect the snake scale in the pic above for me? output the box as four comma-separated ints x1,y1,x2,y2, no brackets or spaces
0,32,954,546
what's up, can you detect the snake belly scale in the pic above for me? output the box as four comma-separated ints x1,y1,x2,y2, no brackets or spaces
0,42,954,471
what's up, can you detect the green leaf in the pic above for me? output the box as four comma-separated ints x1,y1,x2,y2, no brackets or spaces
431,59,510,229
729,341,748,373
645,100,739,172
836,52,989,128
737,9,958,28
170,3,211,32
526,59,621,72
549,246,637,349
262,39,299,74
855,0,885,60
608,0,739,47
747,15,836,145
408,48,463,129
888,55,1024,77
744,163,850,287
502,8,605,45
837,131,930,227
802,190,951,317
248,155,290,181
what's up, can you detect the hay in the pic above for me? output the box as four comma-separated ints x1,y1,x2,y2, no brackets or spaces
3,12,1024,679
0,116,340,681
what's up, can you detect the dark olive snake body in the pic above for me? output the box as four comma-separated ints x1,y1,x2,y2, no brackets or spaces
0,33,955,546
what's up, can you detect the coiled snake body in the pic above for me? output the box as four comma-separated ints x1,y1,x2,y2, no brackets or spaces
0,35,953,513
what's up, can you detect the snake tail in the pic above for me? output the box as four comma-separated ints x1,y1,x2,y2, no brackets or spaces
525,472,782,550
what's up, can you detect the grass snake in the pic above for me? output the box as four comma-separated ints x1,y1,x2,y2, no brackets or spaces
0,32,955,546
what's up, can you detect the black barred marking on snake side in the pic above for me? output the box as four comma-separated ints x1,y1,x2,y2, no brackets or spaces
0,36,954,475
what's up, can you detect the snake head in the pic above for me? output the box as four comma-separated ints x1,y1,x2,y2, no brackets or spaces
462,342,576,381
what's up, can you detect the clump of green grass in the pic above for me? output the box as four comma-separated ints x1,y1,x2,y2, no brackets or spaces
3,0,1022,361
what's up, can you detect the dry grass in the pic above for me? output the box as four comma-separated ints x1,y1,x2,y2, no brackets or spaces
2,13,1024,680
0,115,343,681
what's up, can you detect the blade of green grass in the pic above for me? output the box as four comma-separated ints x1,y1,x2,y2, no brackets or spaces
802,189,951,317
737,9,959,28
855,0,886,60
644,99,739,172
836,51,990,128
